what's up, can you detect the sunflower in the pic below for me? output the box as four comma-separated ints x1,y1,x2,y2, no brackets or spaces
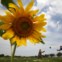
0,0,46,46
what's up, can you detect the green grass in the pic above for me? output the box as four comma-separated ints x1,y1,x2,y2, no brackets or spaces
0,57,62,62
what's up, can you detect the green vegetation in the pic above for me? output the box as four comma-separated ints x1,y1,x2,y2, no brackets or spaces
0,57,62,62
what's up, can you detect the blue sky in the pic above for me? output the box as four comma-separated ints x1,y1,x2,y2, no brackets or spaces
0,0,62,56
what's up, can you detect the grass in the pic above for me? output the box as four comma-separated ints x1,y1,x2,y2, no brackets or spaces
0,57,62,62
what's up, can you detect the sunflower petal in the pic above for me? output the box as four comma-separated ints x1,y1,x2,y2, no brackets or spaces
33,14,46,22
17,0,24,14
28,30,41,44
9,3,21,17
34,22,47,31
0,15,11,23
37,14,46,20
41,28,46,32
11,36,17,44
33,30,45,38
29,37,37,44
9,8,16,16
19,38,26,46
16,37,22,46
32,30,41,39
29,36,40,44
17,0,23,8
40,14,45,18
0,10,14,23
5,10,14,18
9,3,18,9
29,9,39,17
2,29,14,39
5,10,14,22
25,0,34,12
11,36,26,46
0,24,11,30
35,22,47,27
16,37,24,46
38,14,47,21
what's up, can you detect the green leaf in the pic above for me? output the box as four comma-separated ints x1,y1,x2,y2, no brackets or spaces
0,30,5,36
0,21,4,25
1,0,14,8
0,21,4,36
40,39,45,44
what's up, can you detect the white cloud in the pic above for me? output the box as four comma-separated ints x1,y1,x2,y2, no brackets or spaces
45,0,62,32
37,0,50,10
37,0,48,4
48,0,62,14
49,21,56,28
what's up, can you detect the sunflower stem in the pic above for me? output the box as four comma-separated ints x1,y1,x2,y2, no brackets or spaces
11,43,16,62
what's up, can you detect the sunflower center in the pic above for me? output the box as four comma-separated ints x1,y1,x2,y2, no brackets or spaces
20,21,30,30
12,17,33,37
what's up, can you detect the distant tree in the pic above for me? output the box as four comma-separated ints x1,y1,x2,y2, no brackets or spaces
6,55,10,57
57,49,60,51
0,54,4,57
57,52,62,57
38,49,45,58
50,54,55,57
44,54,49,58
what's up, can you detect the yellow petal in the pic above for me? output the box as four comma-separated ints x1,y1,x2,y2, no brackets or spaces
41,28,46,32
28,36,40,44
29,9,39,17
33,14,46,22
11,36,26,46
28,30,41,44
5,10,14,17
16,41,22,46
5,10,14,22
19,38,26,46
32,30,41,39
29,37,38,44
41,35,46,38
2,29,14,40
17,0,25,15
0,10,14,23
25,0,34,12
17,0,23,8
9,3,18,9
9,8,16,16
15,36,22,46
0,15,11,23
40,14,45,18
36,22,47,26
16,37,22,46
0,24,11,30
34,22,47,31
0,15,7,23
32,30,46,38
9,3,21,17
38,14,46,21
11,36,17,44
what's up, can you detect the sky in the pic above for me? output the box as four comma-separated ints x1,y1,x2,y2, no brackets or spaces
0,0,62,56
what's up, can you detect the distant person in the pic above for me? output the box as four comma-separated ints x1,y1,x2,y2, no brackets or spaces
38,49,45,58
